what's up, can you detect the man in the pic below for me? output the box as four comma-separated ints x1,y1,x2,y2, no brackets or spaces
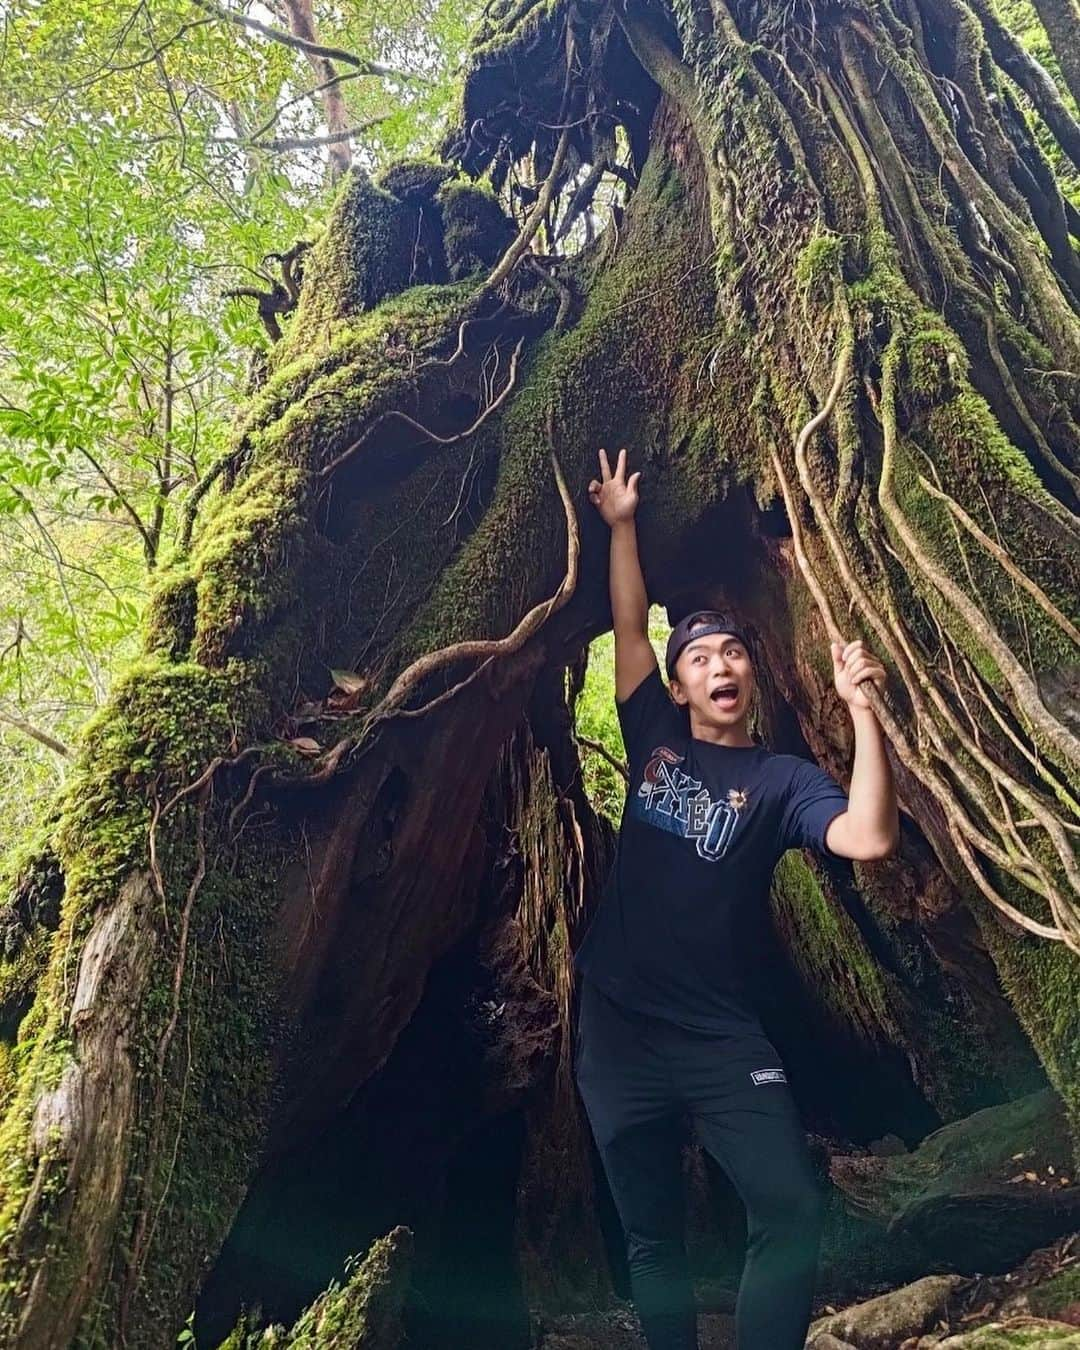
572,447,899,1350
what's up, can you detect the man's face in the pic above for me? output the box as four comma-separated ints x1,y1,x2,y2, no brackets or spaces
670,631,754,727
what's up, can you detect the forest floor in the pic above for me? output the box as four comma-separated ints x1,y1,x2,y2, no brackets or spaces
533,1232,1080,1349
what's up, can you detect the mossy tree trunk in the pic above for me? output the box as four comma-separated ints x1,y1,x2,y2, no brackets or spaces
0,0,1078,1344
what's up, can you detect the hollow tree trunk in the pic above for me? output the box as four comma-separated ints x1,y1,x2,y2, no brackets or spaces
1,0,1078,1344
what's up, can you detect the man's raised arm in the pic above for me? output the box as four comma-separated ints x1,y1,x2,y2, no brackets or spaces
588,447,658,702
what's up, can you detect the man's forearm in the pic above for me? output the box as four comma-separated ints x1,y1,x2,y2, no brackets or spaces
610,519,649,635
845,707,899,851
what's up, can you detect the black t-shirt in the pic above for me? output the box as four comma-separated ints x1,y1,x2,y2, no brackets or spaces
573,664,850,1032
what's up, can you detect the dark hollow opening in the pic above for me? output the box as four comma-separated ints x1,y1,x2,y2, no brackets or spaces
195,932,531,1348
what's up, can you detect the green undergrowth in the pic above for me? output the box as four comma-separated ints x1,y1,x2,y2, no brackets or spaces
212,1226,413,1349
571,613,670,826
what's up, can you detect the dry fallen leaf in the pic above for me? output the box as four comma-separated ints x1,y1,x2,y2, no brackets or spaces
330,668,368,694
288,736,322,755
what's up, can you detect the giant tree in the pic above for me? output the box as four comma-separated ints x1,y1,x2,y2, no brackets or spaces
1,0,1078,1344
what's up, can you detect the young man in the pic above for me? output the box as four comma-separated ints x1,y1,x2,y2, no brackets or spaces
572,447,899,1350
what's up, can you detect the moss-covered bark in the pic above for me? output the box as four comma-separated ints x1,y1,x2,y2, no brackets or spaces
0,0,1077,1342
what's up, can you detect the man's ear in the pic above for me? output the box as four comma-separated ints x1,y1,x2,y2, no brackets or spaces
668,678,687,706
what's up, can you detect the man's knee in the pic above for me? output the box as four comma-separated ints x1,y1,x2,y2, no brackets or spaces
788,1177,827,1232
749,1174,827,1237
625,1230,690,1279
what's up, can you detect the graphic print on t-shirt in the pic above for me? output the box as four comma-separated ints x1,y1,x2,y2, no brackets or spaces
633,744,749,861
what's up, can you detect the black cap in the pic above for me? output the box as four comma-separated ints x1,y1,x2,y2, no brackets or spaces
665,611,751,679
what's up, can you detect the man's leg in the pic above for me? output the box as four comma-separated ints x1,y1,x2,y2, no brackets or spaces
573,980,699,1350
679,1034,826,1350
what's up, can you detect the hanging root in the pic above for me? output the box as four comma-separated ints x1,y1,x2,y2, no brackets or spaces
768,279,1080,950
121,781,212,1340
770,434,1067,945
914,473,1080,648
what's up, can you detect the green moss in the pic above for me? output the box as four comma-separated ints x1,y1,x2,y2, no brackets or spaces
794,231,847,297
282,170,414,357
877,1086,1070,1203
1029,1265,1080,1319
970,827,1080,1164
144,569,198,660
935,1324,1080,1347
0,654,284,1338
0,929,51,1033
889,388,1079,690
213,1227,412,1348
468,0,562,63
437,180,515,279
922,390,1057,503
903,321,967,403
381,150,719,670
770,851,898,1043
0,1043,14,1116
375,157,455,202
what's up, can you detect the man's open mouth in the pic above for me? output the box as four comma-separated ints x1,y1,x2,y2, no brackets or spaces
710,684,739,706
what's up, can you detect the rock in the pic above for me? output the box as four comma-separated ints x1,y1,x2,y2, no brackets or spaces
932,1320,1080,1346
806,1274,961,1348
829,1089,1080,1272
810,1336,859,1350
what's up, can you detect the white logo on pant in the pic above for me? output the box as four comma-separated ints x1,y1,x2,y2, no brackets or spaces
750,1068,787,1085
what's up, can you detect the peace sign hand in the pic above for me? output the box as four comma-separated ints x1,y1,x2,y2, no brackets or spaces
587,447,641,527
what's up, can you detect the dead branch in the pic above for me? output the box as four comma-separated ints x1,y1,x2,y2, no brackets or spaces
486,128,572,290
188,0,420,80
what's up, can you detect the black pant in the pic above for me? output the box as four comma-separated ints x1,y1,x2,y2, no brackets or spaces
572,977,825,1350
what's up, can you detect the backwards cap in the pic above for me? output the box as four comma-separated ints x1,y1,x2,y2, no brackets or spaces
665,610,751,679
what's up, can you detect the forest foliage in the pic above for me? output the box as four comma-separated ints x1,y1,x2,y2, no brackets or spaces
0,0,477,840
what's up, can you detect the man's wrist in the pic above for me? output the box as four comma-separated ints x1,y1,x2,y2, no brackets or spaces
848,703,882,731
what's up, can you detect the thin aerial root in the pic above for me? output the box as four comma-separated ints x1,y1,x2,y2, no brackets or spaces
770,329,1079,946
982,312,1080,505
915,472,1080,646
879,338,1080,776
485,127,572,291
318,337,525,482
